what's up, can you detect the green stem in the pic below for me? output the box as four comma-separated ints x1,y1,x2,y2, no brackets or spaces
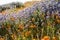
37,33,39,40
41,28,44,39
52,26,54,37
59,32,60,40
47,26,49,36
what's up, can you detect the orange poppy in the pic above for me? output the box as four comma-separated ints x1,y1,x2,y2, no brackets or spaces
0,37,4,40
47,22,51,26
11,33,16,40
56,15,59,19
1,25,4,28
41,39,44,40
42,36,50,40
21,32,24,37
6,24,11,31
10,17,15,21
25,31,31,37
18,24,24,31
32,17,35,21
30,24,36,29
56,19,60,23
2,11,6,15
53,37,57,40
32,38,36,40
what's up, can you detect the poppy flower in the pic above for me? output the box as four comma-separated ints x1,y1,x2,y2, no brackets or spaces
1,25,4,28
47,22,51,26
56,15,59,19
43,36,50,40
0,37,4,40
32,38,36,40
30,24,36,29
41,39,44,40
6,24,11,31
25,31,31,37
11,33,16,40
32,17,35,21
10,17,15,21
18,24,24,31
21,32,24,37
53,37,57,40
56,19,60,23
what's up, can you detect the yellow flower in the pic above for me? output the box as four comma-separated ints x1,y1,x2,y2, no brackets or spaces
30,24,36,29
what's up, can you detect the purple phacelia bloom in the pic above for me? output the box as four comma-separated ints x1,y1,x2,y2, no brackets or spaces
0,17,3,21
0,14,4,21
57,2,60,11
58,12,60,16
46,16,50,19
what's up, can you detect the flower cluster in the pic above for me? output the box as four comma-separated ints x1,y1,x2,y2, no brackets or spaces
0,0,60,40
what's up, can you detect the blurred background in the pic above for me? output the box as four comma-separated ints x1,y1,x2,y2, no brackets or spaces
0,0,32,5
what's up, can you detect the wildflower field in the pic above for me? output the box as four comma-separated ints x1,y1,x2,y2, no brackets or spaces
0,0,60,40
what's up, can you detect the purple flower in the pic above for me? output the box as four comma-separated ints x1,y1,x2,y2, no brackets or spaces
57,2,60,11
58,12,60,16
46,16,50,19
0,14,3,21
0,17,3,21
